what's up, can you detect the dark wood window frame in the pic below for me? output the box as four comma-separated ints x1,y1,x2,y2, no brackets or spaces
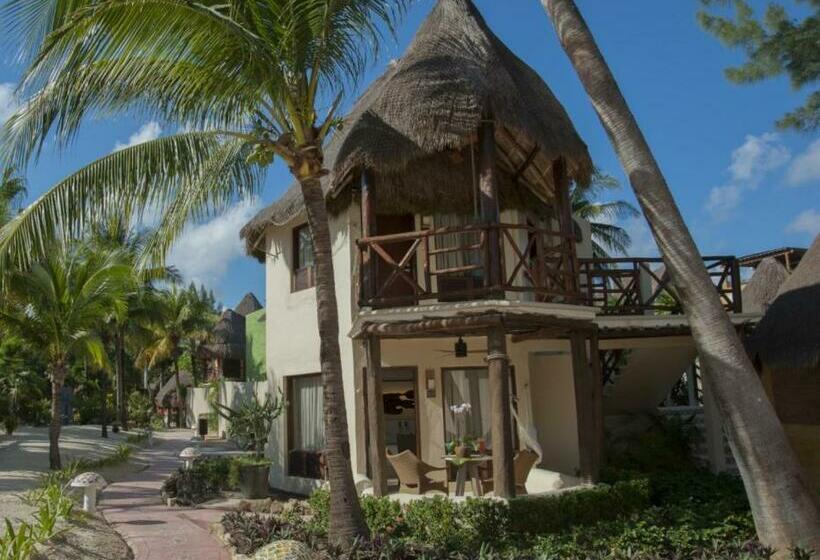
286,373,325,479
292,224,316,292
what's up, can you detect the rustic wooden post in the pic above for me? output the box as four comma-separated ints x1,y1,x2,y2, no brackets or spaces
588,328,604,480
487,325,515,498
364,336,387,496
479,117,502,294
361,171,377,305
570,331,596,482
354,342,368,475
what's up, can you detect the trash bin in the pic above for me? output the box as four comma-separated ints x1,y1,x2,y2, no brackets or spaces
198,416,208,437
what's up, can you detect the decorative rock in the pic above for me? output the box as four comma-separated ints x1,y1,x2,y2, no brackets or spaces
253,540,313,560
70,472,108,513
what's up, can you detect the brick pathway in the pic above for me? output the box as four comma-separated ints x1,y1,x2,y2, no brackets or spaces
100,430,231,560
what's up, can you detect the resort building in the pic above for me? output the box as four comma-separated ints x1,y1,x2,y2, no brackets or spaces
240,0,759,496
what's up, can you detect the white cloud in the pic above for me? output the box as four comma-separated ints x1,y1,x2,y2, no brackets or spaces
167,199,261,286
728,132,790,185
706,132,791,219
0,82,18,125
705,183,743,220
786,138,820,186
786,208,820,238
114,121,162,151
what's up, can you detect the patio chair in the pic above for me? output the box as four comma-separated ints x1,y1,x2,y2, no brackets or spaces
479,449,539,496
386,450,449,495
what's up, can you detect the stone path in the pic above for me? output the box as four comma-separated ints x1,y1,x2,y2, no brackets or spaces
100,430,232,560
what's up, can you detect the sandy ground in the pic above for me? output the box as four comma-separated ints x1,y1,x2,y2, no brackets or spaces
0,424,137,527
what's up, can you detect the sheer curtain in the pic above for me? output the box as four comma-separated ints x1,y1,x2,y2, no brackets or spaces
433,214,481,271
292,374,324,451
444,369,491,445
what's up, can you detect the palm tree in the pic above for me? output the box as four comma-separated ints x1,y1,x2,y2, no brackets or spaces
540,0,820,551
0,0,407,542
572,171,639,258
90,217,178,430
0,246,131,468
0,167,25,227
138,287,213,427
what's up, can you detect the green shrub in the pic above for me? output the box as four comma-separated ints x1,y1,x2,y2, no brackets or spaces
126,390,154,429
360,495,404,537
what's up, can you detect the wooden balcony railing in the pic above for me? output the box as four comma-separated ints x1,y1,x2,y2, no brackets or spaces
356,223,579,308
577,256,743,315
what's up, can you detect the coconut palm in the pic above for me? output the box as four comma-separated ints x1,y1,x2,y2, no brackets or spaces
90,217,179,430
0,246,131,468
540,0,820,551
0,0,407,542
572,171,639,258
137,287,213,427
0,167,25,227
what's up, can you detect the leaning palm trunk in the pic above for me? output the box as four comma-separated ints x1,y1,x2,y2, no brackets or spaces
296,152,369,544
115,328,128,430
48,364,66,470
540,0,820,552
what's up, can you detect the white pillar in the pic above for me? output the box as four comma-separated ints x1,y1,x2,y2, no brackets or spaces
83,488,97,513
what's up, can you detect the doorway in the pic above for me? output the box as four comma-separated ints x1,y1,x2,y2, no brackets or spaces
380,367,419,490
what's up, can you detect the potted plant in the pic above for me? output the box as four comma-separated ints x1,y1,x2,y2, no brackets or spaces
215,391,284,499
448,403,473,457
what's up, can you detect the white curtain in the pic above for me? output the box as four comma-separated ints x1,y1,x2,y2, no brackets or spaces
292,375,324,451
444,369,491,444
434,214,480,272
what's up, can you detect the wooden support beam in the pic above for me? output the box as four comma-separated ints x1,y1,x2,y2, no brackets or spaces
361,172,377,304
512,144,540,183
354,342,368,475
589,328,604,480
364,336,387,496
487,325,515,498
479,118,502,291
570,331,596,482
552,159,579,298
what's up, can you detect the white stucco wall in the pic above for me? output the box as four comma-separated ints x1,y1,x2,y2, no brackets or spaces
263,207,359,494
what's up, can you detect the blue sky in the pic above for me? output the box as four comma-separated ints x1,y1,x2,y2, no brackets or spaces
1,0,817,308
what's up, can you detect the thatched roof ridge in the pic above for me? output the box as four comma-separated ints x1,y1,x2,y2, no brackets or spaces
241,0,592,260
235,293,262,317
742,258,789,314
751,235,820,370
204,309,246,359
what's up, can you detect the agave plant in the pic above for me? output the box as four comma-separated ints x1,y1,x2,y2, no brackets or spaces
214,390,285,461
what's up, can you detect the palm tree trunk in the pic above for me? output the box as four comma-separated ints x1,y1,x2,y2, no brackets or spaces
540,0,820,552
298,165,369,545
174,359,184,428
115,328,128,430
101,370,109,439
48,364,65,470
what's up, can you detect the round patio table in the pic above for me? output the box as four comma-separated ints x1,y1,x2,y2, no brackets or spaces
443,455,491,497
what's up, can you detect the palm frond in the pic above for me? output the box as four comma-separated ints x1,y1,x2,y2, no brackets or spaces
0,131,258,271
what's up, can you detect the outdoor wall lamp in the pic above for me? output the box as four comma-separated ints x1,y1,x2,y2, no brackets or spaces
454,336,468,358
425,368,436,398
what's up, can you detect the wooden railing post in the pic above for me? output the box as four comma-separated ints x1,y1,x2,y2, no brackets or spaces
365,336,387,496
479,117,503,296
730,258,743,313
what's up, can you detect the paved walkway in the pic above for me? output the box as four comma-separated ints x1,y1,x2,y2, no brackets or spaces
100,430,232,560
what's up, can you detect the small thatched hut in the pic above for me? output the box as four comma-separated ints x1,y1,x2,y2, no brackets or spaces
749,235,820,490
241,0,592,260
203,309,246,380
235,292,263,317
741,257,790,314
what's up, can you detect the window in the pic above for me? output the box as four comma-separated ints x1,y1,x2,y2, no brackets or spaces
292,224,316,291
443,368,491,445
221,358,243,381
287,374,325,479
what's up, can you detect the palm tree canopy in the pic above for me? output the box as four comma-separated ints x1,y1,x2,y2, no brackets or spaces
572,171,639,258
0,245,132,369
0,167,26,227
0,0,407,270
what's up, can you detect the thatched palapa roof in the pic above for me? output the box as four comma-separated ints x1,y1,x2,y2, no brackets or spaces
742,257,789,314
204,309,246,360
234,292,262,317
241,0,592,260
750,235,820,370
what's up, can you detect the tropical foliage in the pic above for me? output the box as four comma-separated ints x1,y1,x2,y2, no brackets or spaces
0,167,25,228
698,0,819,132
571,171,639,258
0,245,132,468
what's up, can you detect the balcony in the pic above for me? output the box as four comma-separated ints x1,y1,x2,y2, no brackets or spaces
357,227,743,315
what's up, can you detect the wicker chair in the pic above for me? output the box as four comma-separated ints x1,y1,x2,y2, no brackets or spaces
480,449,539,496
386,450,449,495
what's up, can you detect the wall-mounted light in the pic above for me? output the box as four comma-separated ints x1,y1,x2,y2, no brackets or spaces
454,337,468,358
425,369,436,398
